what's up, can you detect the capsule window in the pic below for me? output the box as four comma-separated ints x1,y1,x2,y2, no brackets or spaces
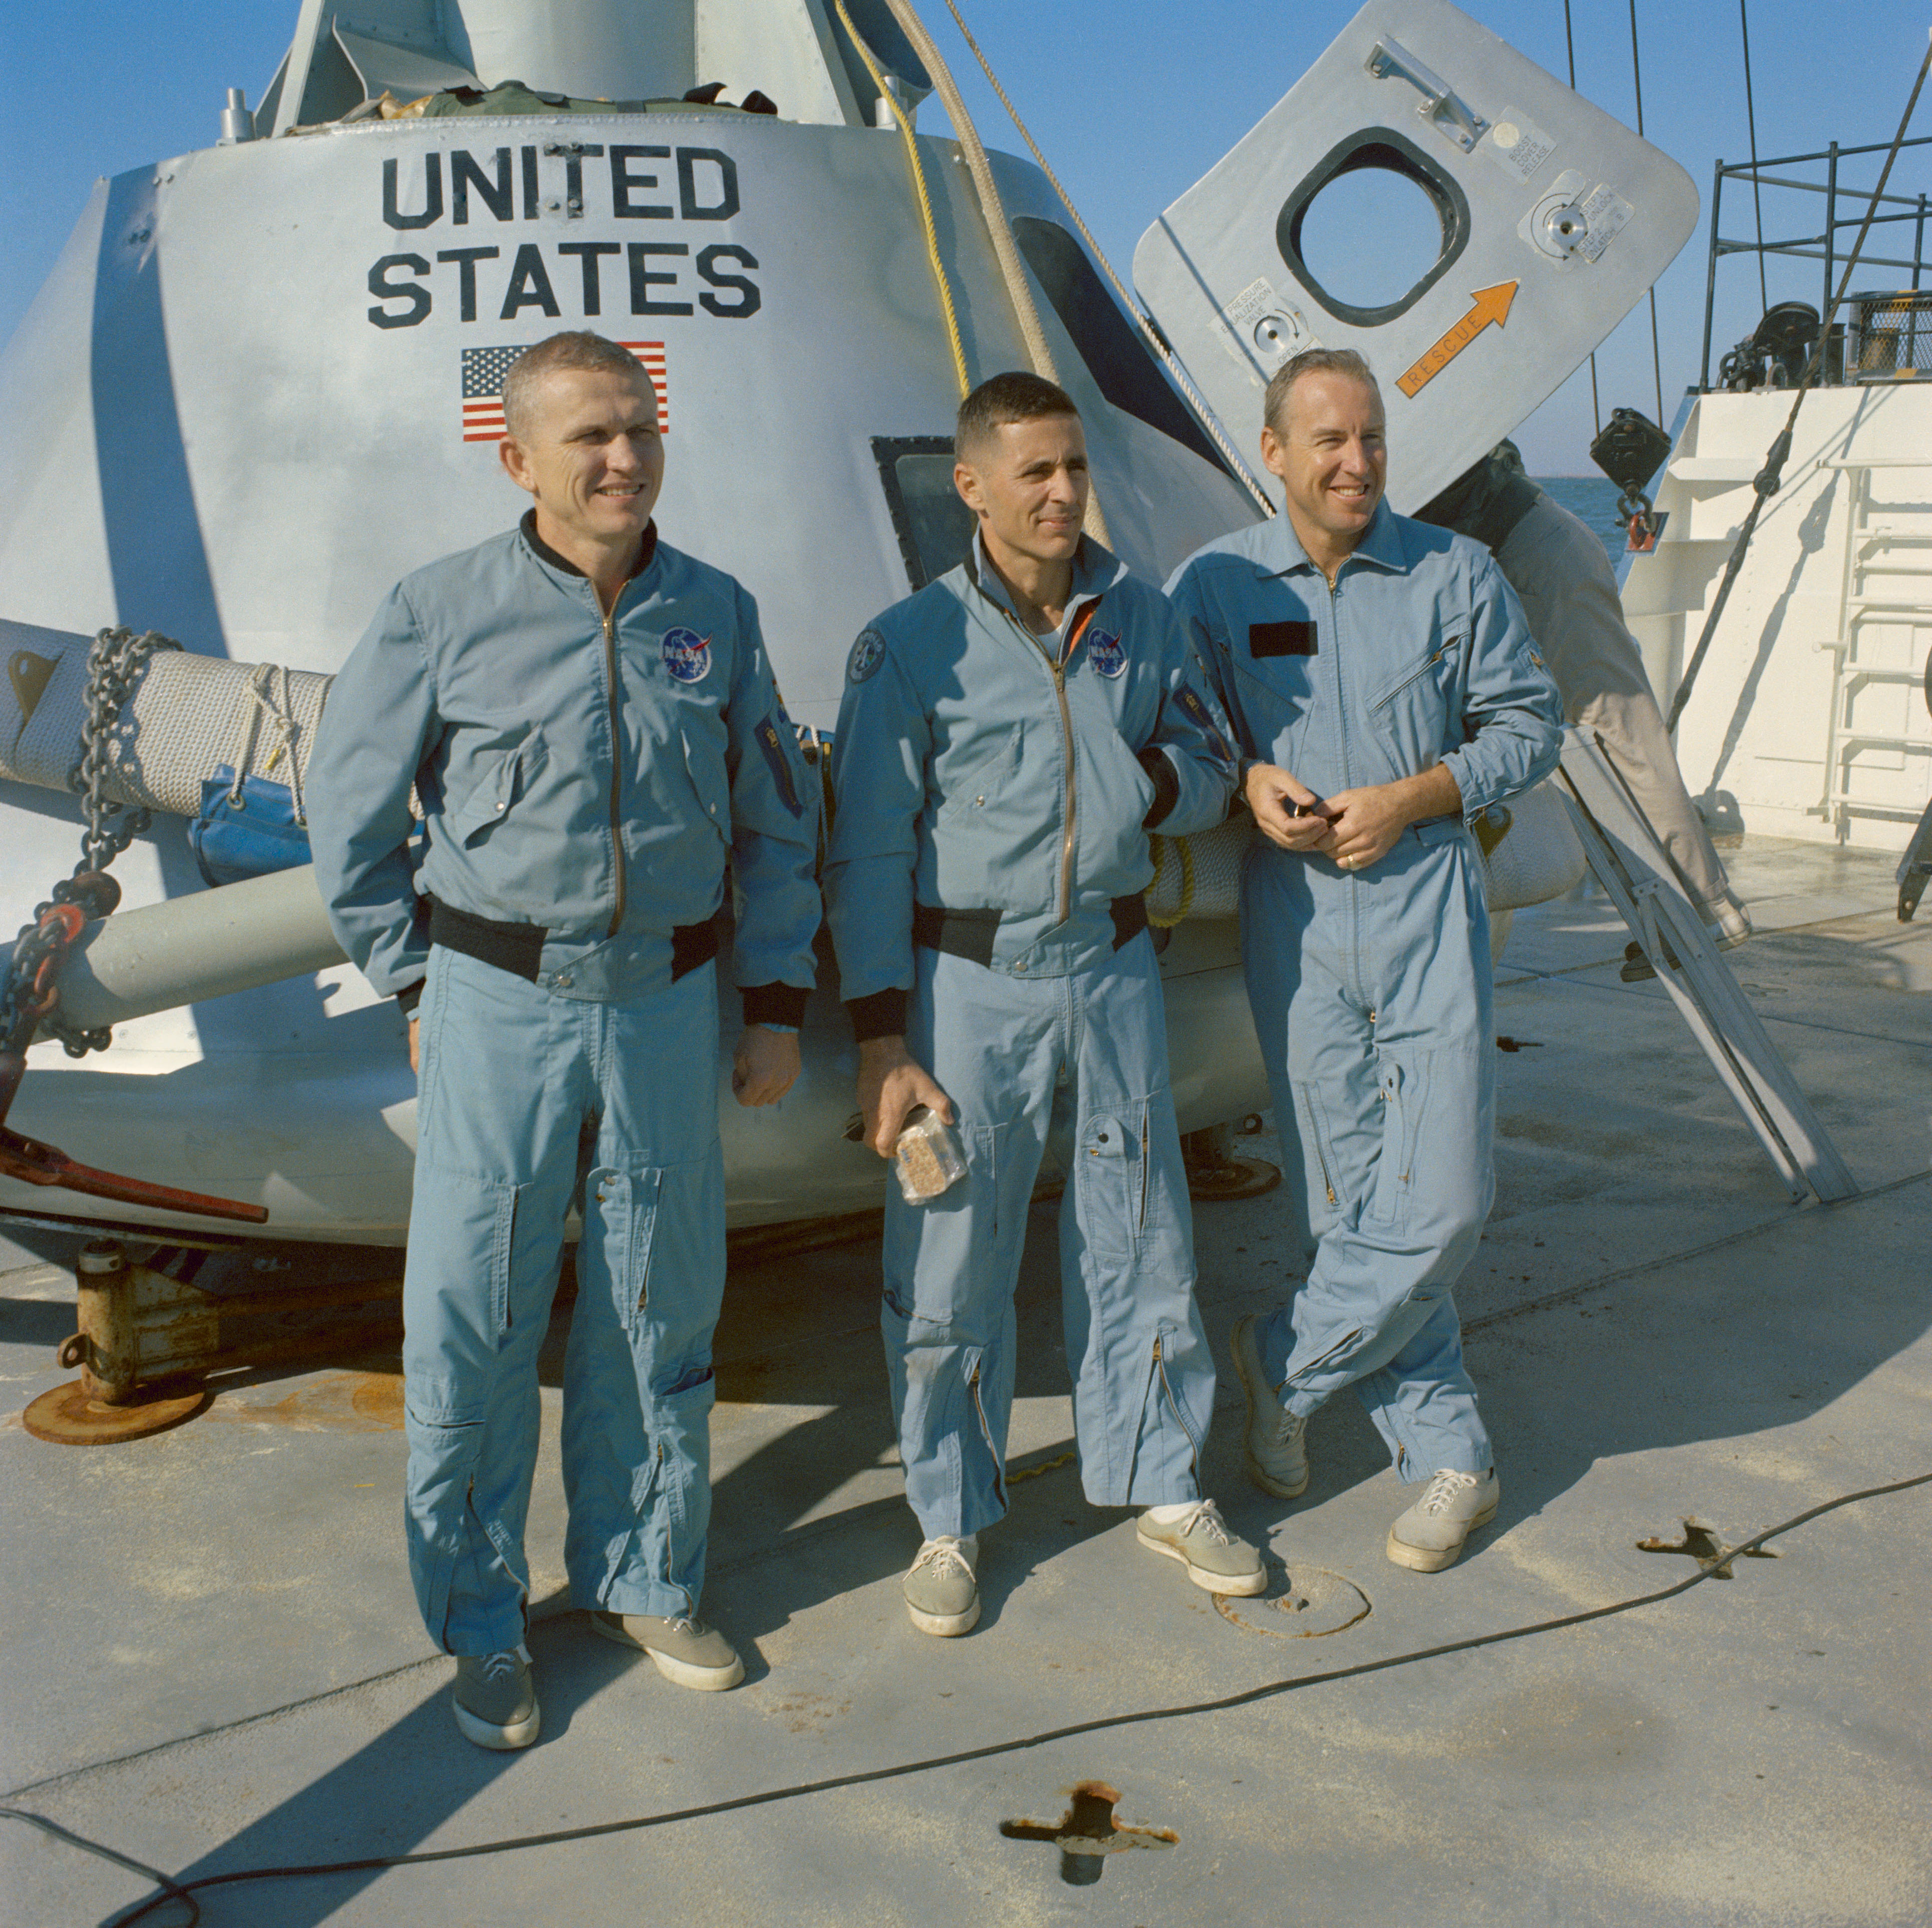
1275,129,1471,329
1012,217,1235,478
872,436,975,591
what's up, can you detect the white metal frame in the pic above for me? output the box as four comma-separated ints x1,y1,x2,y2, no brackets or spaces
1555,729,1858,1205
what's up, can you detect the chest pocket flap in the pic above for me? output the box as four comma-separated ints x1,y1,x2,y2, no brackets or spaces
1369,631,1465,712
449,726,548,844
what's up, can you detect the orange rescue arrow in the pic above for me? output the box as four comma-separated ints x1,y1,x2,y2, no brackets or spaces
1395,282,1520,399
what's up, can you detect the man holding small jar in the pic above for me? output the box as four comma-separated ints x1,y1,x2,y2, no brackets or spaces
823,371,1262,1637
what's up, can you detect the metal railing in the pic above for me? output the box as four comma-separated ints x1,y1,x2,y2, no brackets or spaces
1699,135,1932,390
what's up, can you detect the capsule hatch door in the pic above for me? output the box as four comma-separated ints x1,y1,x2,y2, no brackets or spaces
1133,0,1698,511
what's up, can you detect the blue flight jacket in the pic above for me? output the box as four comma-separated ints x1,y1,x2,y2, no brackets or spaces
823,535,1238,1032
1164,501,1562,822
309,514,819,1022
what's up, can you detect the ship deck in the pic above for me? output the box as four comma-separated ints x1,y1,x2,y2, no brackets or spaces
3,835,1929,1927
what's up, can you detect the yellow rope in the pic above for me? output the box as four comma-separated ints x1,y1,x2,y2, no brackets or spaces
833,0,971,399
878,0,1111,549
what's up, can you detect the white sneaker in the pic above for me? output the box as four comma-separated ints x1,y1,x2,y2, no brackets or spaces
451,1646,540,1750
904,1534,980,1636
1386,1468,1500,1572
1230,1313,1309,1499
1136,1499,1267,1596
1706,896,1752,949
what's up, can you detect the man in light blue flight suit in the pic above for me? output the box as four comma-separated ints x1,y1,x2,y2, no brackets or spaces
309,331,818,1748
824,371,1265,1637
1167,349,1563,1573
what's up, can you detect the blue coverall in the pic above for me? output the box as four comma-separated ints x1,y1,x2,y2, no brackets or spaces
824,533,1238,1539
1166,503,1562,1481
309,514,819,1653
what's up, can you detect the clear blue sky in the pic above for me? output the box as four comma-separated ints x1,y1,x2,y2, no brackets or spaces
2,0,1926,471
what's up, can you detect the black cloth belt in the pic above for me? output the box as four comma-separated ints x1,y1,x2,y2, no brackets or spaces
911,896,1148,965
428,897,548,982
846,895,1149,1045
426,897,724,985
670,909,725,982
911,902,1002,966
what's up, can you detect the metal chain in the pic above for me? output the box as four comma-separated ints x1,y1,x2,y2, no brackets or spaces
67,627,180,876
0,627,181,1056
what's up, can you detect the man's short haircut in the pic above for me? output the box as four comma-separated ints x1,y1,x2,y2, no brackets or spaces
955,370,1080,460
501,331,657,442
1264,347,1381,435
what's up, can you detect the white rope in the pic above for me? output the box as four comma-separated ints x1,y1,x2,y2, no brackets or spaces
878,0,1114,547
227,661,308,825
934,0,1276,517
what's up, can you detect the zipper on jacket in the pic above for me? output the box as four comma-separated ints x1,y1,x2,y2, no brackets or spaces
1051,602,1101,927
999,599,1096,930
601,591,629,939
1048,655,1078,926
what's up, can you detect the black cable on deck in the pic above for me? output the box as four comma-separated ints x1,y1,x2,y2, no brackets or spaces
5,1469,1926,1928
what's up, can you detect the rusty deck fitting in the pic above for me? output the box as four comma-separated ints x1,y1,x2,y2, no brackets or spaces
1180,1123,1282,1202
28,1237,404,1443
22,1377,211,1444
1183,1152,1281,1201
1000,1782,1177,1888
1213,1562,1372,1639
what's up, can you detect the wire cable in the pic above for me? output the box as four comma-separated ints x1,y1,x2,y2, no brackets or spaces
1739,0,1769,314
0,1807,200,1927
1561,0,1602,438
1627,0,1667,424
831,0,972,400
935,0,1277,517
1665,33,1932,733
30,1468,1927,1927
874,0,1114,548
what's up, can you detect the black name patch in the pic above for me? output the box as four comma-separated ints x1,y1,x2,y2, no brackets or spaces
1249,620,1315,658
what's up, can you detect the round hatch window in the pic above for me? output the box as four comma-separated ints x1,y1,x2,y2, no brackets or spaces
1276,130,1471,329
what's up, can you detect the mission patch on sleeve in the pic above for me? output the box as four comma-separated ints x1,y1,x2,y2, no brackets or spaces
847,629,886,684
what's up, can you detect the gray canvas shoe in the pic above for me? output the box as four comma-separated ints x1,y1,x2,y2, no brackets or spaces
903,1534,980,1636
452,1647,540,1750
592,1611,745,1690
1386,1468,1501,1572
1136,1500,1268,1595
1231,1312,1310,1499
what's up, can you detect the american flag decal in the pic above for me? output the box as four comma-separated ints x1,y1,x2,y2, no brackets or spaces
460,343,670,442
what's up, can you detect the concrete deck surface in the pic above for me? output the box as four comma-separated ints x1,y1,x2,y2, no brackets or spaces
1,838,1927,1927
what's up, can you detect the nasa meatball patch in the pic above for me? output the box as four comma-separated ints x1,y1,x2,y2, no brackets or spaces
1084,628,1127,678
662,627,712,683
847,630,886,684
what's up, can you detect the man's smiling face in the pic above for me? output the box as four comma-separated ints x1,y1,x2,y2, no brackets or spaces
500,365,664,555
1261,370,1387,561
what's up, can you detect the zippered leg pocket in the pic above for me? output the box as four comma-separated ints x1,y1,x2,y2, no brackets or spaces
1365,1054,1424,1231
1290,1082,1344,1231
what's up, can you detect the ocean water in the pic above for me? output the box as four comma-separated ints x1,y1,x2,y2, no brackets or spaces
1534,473,1627,560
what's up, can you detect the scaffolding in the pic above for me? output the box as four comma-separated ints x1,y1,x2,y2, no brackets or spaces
1698,134,1932,392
